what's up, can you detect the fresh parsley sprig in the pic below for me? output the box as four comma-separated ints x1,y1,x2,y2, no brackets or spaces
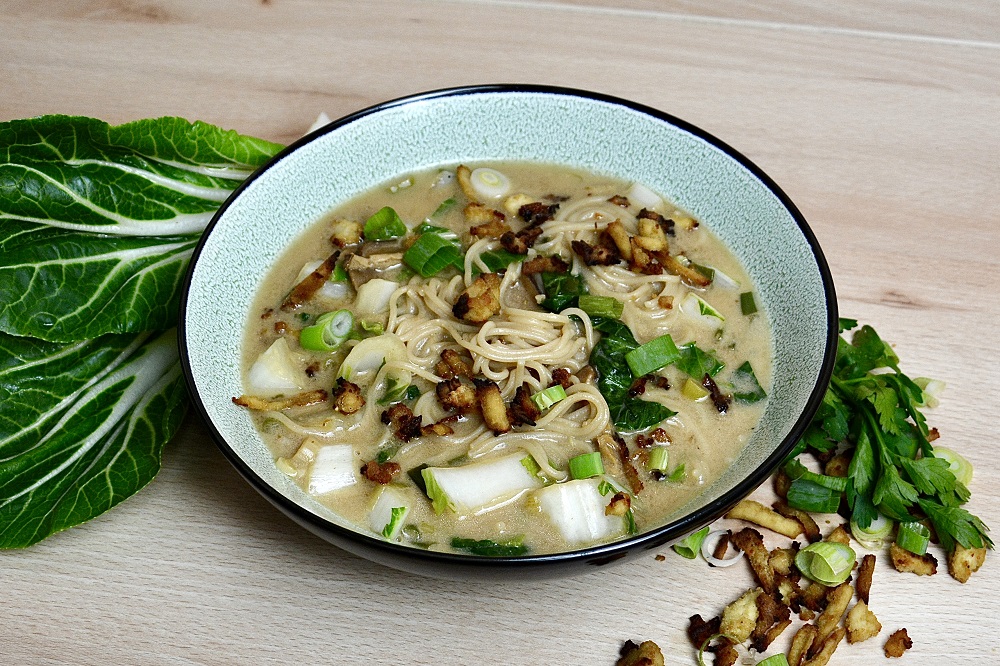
788,318,991,552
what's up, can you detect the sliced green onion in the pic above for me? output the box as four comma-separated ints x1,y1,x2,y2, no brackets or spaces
531,384,568,411
914,376,945,409
360,319,385,336
469,167,511,199
665,463,686,482
740,291,758,315
331,262,348,282
672,525,710,559
795,541,857,585
569,452,605,480
647,446,669,473
404,384,421,401
451,536,528,557
757,654,790,666
403,231,463,277
850,513,894,550
578,295,624,319
896,521,931,555
625,333,680,377
363,206,407,240
691,263,715,283
298,309,354,352
682,377,710,400
931,446,973,486
785,459,848,493
787,478,842,513
431,197,457,218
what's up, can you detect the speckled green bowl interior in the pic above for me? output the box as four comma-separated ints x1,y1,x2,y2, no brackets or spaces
183,87,834,545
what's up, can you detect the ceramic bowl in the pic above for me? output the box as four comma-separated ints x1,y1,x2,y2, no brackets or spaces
179,85,838,580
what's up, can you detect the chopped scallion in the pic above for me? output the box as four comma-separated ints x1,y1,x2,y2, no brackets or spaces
896,521,931,555
531,384,567,411
931,446,973,486
786,478,842,513
359,319,385,336
569,451,604,480
363,206,407,240
298,309,354,352
647,446,670,473
578,295,624,319
625,333,680,377
682,377,710,400
403,231,464,277
431,197,457,218
672,525,710,559
740,291,758,315
331,262,348,282
795,541,856,585
850,513,893,550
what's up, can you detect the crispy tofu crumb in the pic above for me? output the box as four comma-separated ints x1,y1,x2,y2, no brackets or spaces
883,628,912,658
720,587,762,644
889,542,938,576
845,600,882,644
947,543,986,583
453,272,502,323
615,640,664,666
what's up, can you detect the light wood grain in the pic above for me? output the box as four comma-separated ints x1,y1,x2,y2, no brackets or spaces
2,1,998,664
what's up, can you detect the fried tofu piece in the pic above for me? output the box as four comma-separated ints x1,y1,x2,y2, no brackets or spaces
615,640,664,666
605,219,633,261
720,587,762,644
815,583,853,644
571,236,621,266
727,499,803,539
466,203,511,238
769,546,798,577
474,378,510,434
330,218,363,247
799,581,828,613
456,164,478,201
663,253,711,287
845,600,882,644
605,492,631,517
281,250,340,310
508,382,541,426
825,525,851,546
521,255,569,275
787,623,817,666
499,225,543,254
381,403,424,442
856,553,875,604
436,377,476,413
947,542,987,583
889,542,938,576
802,627,845,666
628,239,664,275
823,452,851,478
883,628,912,658
686,614,720,649
714,639,739,666
731,527,777,595
635,217,669,252
436,348,473,379
751,592,790,651
518,201,559,226
453,272,502,323
774,500,821,542
360,459,401,485
232,389,328,411
331,378,365,414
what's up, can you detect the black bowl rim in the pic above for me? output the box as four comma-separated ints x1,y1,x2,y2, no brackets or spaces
178,83,839,571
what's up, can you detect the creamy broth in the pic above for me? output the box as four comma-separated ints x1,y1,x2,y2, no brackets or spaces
239,162,772,555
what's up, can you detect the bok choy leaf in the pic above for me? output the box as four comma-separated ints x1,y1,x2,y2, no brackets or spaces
0,115,282,342
0,329,187,548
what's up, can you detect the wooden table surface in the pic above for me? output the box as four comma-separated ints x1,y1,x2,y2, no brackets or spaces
2,1,998,664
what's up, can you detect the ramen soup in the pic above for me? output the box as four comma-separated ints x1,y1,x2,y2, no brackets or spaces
238,162,772,556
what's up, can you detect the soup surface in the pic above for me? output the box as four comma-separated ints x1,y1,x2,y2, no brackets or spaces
238,162,772,556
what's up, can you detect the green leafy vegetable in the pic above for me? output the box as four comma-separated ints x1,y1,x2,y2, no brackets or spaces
792,319,991,552
589,317,676,432
730,361,767,404
450,537,528,557
477,249,526,273
403,228,464,277
0,114,279,547
0,330,187,548
539,271,587,312
675,343,724,380
363,206,407,240
577,294,623,319
0,115,282,342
